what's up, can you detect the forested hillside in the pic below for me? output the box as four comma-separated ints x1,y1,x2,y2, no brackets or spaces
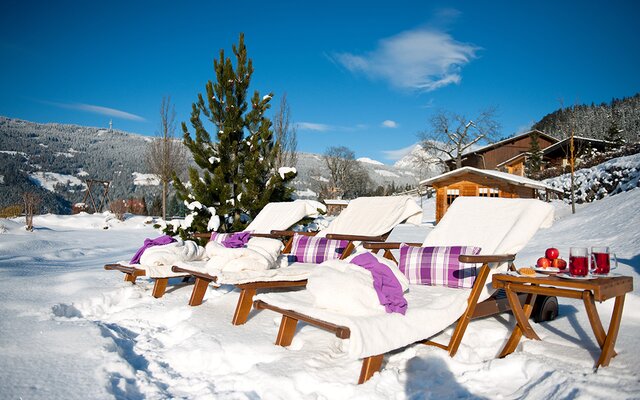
0,117,420,214
532,93,640,141
0,117,163,213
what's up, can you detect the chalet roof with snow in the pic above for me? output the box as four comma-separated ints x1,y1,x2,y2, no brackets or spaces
461,130,558,157
419,166,558,192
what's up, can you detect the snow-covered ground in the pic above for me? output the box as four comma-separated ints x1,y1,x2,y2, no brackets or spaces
0,189,639,399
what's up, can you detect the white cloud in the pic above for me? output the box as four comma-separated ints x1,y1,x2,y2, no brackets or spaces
297,122,368,133
45,101,146,121
333,27,479,92
382,143,420,161
297,122,331,131
382,120,398,128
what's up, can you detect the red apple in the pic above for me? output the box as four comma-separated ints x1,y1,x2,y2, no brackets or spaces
545,247,559,260
552,258,567,270
537,257,551,268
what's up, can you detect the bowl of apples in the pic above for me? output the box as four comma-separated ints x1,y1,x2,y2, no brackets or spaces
535,247,567,273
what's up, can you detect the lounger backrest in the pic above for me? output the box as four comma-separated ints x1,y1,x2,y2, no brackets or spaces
318,196,423,238
246,200,327,234
422,197,554,300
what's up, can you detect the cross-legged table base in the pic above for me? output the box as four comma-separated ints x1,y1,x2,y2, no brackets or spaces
492,274,632,369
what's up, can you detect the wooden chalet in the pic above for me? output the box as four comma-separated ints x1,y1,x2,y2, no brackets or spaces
446,130,558,171
420,167,561,223
497,136,611,175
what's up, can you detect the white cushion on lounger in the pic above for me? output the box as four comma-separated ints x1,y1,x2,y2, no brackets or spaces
318,196,422,237
246,200,326,234
255,284,469,359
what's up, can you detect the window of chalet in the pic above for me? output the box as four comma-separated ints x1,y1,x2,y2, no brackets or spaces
446,189,460,205
478,187,499,198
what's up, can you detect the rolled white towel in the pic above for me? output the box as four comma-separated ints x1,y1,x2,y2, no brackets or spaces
204,237,284,273
307,252,409,316
139,239,206,266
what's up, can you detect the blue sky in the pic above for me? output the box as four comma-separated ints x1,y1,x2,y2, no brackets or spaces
1,1,639,164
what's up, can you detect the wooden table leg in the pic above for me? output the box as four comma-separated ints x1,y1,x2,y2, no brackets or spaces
499,286,539,358
597,295,626,368
583,290,617,358
232,287,257,326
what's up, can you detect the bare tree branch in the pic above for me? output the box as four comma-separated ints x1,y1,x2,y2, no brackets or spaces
146,96,189,219
418,107,501,170
272,93,298,170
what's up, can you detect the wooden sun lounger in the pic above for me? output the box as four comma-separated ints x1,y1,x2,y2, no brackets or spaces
103,232,283,299
254,246,546,384
171,230,390,325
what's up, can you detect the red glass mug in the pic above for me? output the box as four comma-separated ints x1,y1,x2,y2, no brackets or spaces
591,246,617,275
569,247,589,277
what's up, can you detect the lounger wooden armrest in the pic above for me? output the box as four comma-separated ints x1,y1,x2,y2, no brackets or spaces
191,232,283,240
254,300,351,339
459,254,515,263
362,242,422,250
325,233,387,242
171,265,217,282
270,230,317,237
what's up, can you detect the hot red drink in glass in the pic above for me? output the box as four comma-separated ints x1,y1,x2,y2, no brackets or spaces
569,256,589,276
592,253,610,274
591,246,617,275
569,247,589,277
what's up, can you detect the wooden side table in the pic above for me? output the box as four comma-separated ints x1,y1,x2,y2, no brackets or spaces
492,273,633,368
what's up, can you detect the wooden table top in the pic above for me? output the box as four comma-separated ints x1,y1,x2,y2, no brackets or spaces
493,273,633,302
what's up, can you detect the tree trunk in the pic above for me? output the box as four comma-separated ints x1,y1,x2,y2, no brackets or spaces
162,181,167,220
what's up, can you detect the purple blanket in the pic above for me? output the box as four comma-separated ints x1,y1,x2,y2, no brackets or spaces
222,231,252,248
130,235,177,264
350,252,408,315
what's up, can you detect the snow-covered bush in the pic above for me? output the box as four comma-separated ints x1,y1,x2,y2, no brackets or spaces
544,153,640,203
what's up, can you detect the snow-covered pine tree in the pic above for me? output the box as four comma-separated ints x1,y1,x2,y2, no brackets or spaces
171,34,296,236
604,110,625,150
525,131,543,177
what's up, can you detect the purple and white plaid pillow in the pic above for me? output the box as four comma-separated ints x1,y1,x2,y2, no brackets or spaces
290,234,349,264
209,232,232,244
398,245,481,288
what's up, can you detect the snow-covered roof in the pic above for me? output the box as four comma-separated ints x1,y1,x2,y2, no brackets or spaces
419,166,559,192
496,152,530,168
459,130,558,158
540,136,612,154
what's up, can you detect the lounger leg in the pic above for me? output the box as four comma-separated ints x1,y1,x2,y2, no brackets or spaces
232,287,257,325
275,315,298,346
358,355,384,384
188,277,211,306
124,273,137,283
152,278,169,298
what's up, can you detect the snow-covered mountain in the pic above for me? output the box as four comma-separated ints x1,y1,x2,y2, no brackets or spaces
291,152,420,199
393,144,444,180
356,157,384,165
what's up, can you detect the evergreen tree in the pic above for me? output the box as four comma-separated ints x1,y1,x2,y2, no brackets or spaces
171,34,296,236
604,112,625,150
525,132,543,176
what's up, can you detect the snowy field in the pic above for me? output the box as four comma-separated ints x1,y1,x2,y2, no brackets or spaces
0,190,639,399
